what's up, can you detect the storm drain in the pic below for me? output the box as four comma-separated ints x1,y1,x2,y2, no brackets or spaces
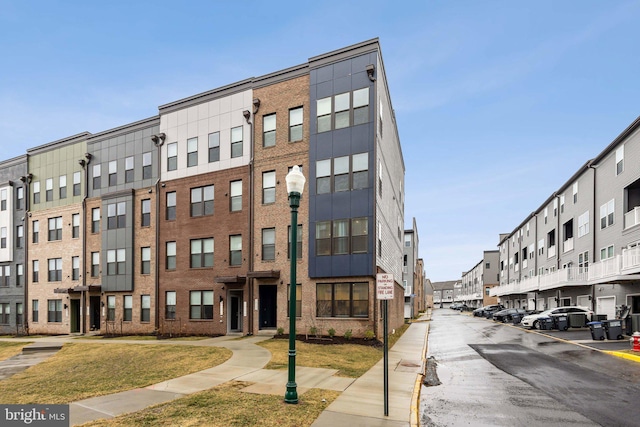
422,356,441,387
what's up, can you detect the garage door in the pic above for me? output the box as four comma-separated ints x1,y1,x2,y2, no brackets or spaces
596,296,616,320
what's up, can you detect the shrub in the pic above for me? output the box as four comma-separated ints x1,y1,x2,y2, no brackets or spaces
328,328,336,338
276,327,284,336
344,329,353,340
309,326,318,336
364,330,375,340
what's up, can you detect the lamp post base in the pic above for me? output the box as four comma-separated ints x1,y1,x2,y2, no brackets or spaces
284,381,298,404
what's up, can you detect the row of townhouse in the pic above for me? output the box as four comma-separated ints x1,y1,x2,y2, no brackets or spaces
459,251,500,309
0,39,410,338
491,115,640,321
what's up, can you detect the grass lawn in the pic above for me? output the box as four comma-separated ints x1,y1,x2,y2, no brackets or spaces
81,381,340,427
77,335,209,341
0,341,30,361
0,343,231,404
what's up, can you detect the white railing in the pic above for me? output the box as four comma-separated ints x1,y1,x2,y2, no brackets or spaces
588,256,622,281
538,267,588,291
548,245,556,258
523,259,528,269
563,237,574,253
624,206,640,229
519,275,539,292
622,246,640,272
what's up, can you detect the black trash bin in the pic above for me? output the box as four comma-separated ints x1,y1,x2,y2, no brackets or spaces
538,317,553,330
602,319,624,340
587,321,605,340
553,314,569,331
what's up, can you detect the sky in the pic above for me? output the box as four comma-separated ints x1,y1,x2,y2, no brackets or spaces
1,1,639,282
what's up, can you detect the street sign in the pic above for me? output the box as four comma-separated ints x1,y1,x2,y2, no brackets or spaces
376,273,394,300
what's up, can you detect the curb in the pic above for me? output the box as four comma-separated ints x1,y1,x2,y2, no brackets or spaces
603,350,640,363
410,318,430,427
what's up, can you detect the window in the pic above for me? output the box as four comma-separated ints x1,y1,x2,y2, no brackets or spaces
107,202,126,229
190,290,214,319
33,181,40,204
560,194,565,213
573,182,578,203
352,217,368,253
16,225,23,248
578,251,589,274
166,192,176,220
166,291,176,320
316,282,368,318
262,171,275,204
106,249,125,275
191,185,214,217
544,207,548,224
0,188,5,210
229,235,242,266
123,295,132,321
143,152,152,179
72,256,79,280
92,208,100,233
600,199,615,229
91,252,100,277
289,107,303,142
167,142,177,171
59,175,67,199
72,213,80,238
46,178,53,201
263,114,276,147
141,199,151,226
317,97,332,133
0,303,9,324
208,132,220,162
73,171,81,196
352,153,369,189
16,264,23,286
262,228,275,261
191,238,214,268
92,164,101,189
230,180,242,212
288,284,302,317
0,266,8,287
334,92,350,129
333,220,349,254
316,218,368,256
353,87,369,125
141,247,151,274
32,260,39,283
107,296,115,321
316,159,331,194
231,126,243,158
141,295,151,322
187,137,198,167
48,217,62,241
16,186,23,210
538,238,544,256
334,156,349,192
108,161,117,186
316,221,331,256
125,156,134,183
32,300,39,323
616,146,624,175
166,242,176,270
47,300,62,323
0,227,5,248
48,258,62,282
600,245,614,261
288,224,302,259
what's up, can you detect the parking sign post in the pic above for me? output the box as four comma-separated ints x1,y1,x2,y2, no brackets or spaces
376,273,394,417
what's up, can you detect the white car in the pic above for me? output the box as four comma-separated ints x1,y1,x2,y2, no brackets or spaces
521,306,594,329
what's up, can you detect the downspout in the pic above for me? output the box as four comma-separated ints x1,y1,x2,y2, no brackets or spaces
589,162,597,312
19,173,32,331
152,134,165,332
245,100,258,336
556,193,561,305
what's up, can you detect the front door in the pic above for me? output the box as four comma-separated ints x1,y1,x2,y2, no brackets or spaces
229,291,243,332
70,299,80,333
90,296,101,331
259,285,277,329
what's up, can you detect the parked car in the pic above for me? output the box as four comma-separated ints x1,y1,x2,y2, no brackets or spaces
521,306,594,329
450,303,469,311
492,308,528,323
473,304,504,317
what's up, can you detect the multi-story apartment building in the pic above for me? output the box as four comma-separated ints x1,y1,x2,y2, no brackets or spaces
493,116,640,321
0,39,407,338
0,156,27,335
433,281,457,307
403,218,421,319
460,250,499,308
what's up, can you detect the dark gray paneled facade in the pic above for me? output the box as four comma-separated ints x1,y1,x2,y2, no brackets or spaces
308,52,377,278
100,191,134,292
0,156,28,334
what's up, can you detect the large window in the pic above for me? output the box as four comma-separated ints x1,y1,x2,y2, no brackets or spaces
229,235,242,266
123,295,133,322
317,97,332,133
578,251,589,274
187,137,198,167
108,161,117,186
332,220,349,255
191,238,214,268
143,152,152,179
353,87,370,125
316,88,369,133
167,142,177,171
262,228,275,261
107,249,125,276
334,92,350,129
351,217,368,253
59,175,67,199
47,299,62,323
92,208,100,233
262,171,275,204
125,156,134,183
191,185,214,217
141,295,151,322
166,291,176,320
141,199,151,226
315,153,369,194
316,282,369,318
316,218,368,256
107,202,126,229
230,180,242,212
141,247,151,274
231,126,243,158
190,290,213,319
288,224,302,259
600,245,614,261
166,192,176,220
48,217,62,241
166,242,176,270
600,199,615,229
289,107,303,142
263,114,276,147
208,132,220,162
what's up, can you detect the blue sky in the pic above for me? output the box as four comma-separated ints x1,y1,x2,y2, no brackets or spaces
1,1,639,282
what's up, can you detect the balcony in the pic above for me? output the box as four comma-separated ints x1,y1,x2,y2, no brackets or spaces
547,245,556,258
625,206,640,230
538,267,588,291
622,246,640,273
588,256,621,281
563,237,574,253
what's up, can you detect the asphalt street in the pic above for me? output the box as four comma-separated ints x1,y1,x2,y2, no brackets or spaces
420,309,640,427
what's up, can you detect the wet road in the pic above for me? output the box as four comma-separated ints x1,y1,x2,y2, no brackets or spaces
420,309,640,427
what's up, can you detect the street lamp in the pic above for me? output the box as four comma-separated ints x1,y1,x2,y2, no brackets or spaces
284,165,305,404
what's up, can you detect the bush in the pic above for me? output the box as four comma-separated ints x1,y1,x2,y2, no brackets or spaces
276,327,284,336
364,330,375,340
344,329,353,340
309,326,318,336
328,328,336,338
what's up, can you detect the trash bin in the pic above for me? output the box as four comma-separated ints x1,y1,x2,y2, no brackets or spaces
602,319,624,340
568,313,587,328
538,317,553,330
511,314,522,325
631,314,640,333
553,314,569,331
587,321,605,340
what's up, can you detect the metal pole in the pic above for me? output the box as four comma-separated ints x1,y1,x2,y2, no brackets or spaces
284,191,300,404
384,299,389,416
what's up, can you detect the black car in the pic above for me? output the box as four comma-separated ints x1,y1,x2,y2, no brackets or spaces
492,308,528,323
473,304,504,317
